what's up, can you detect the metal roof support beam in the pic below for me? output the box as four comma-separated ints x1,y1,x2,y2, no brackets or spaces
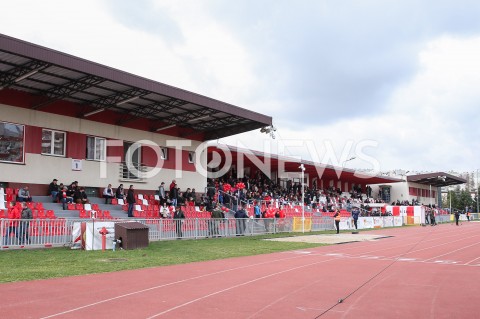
116,98,188,125
161,109,217,126
80,88,148,117
0,60,49,90
31,75,104,110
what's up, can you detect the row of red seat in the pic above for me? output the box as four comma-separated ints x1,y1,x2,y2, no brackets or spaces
66,203,100,211
0,209,56,219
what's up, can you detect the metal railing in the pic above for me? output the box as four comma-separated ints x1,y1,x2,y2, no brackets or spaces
1,214,474,250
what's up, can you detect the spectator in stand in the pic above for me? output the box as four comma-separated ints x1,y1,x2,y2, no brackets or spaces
206,182,215,201
334,208,341,234
158,182,166,205
115,184,126,201
177,190,186,206
3,205,20,245
174,205,185,238
191,188,197,204
2,202,16,245
74,187,89,204
254,202,261,218
218,183,224,204
234,204,248,236
68,181,78,193
170,183,178,207
183,188,192,201
160,203,170,218
58,186,73,210
223,191,231,209
103,184,114,204
17,186,32,202
48,179,59,202
18,201,32,244
126,185,135,217
169,179,176,193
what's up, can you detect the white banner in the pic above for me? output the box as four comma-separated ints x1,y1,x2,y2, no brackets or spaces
358,217,374,229
85,221,115,251
393,216,403,227
339,218,352,230
373,217,382,228
383,216,394,227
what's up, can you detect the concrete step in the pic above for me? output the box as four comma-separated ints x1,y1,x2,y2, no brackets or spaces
32,196,54,202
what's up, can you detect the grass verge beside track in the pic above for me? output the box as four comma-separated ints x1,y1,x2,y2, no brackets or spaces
0,232,336,283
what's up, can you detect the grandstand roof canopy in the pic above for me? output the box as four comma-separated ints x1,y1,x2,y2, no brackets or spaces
208,145,403,185
0,33,272,141
407,172,466,187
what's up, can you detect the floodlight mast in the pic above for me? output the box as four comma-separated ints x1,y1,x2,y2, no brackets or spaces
299,164,305,233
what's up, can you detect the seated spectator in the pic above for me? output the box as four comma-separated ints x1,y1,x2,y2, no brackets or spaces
177,191,186,206
68,182,77,197
115,184,125,200
74,187,89,204
58,186,73,210
160,203,171,218
191,188,197,202
183,188,192,201
48,179,59,202
17,187,32,202
103,184,114,204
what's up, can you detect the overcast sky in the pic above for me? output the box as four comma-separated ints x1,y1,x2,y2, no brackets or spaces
1,0,480,174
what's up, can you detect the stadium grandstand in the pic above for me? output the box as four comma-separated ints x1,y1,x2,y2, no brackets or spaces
0,34,472,249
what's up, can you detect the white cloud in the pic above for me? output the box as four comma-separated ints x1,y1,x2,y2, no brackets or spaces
2,1,480,174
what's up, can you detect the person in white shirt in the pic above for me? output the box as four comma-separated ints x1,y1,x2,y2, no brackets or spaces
103,184,114,204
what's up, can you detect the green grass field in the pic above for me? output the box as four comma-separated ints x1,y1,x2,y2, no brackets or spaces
0,232,333,283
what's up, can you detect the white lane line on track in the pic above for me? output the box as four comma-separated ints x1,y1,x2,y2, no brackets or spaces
39,253,317,319
145,257,340,319
324,227,480,260
464,256,480,265
41,225,480,318
389,233,480,259
422,241,480,262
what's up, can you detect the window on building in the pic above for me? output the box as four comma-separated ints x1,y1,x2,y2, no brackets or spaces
42,129,65,156
188,151,195,163
160,147,168,160
0,121,25,164
86,136,106,161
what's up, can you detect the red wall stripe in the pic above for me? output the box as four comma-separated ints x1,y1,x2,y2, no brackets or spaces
24,125,42,154
67,132,87,159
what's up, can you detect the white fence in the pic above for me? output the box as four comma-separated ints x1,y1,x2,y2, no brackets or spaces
0,214,470,250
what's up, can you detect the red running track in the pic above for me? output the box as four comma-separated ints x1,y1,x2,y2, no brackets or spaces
1,222,479,319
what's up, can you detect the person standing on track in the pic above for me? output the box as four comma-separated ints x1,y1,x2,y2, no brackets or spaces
454,210,460,226
430,209,437,226
352,207,360,230
334,208,341,234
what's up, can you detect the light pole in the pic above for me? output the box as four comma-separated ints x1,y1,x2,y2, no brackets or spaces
299,164,305,233
449,187,452,213
429,184,432,207
477,169,479,213
342,156,356,168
